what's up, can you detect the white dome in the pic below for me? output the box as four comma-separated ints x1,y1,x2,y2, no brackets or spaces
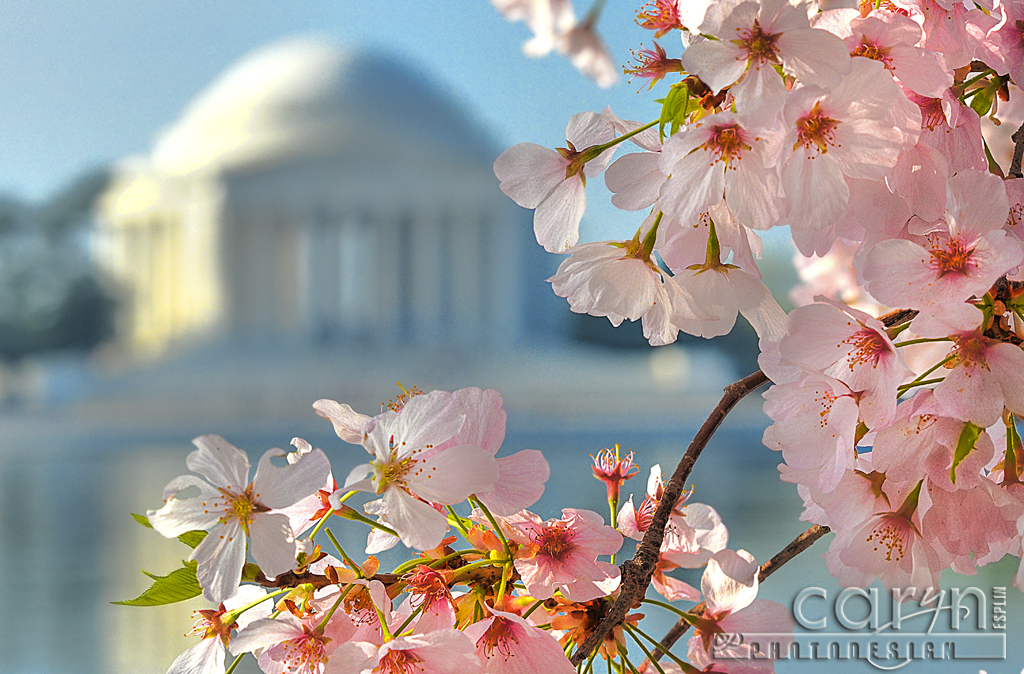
151,36,493,176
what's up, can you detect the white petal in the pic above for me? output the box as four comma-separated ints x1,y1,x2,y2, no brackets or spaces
167,637,226,674
493,143,565,209
192,521,246,604
382,488,450,551
187,435,250,491
410,445,499,504
149,475,223,537
229,614,304,655
252,448,331,510
534,176,586,253
249,512,296,579
477,449,550,516
313,399,372,446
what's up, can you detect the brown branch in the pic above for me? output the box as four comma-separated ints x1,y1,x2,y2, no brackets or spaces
571,307,915,666
569,369,770,665
1010,118,1024,179
640,524,831,670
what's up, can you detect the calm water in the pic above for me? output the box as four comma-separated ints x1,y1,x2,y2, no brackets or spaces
1,410,1020,673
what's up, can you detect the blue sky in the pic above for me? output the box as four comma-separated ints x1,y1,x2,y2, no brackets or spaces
0,0,679,240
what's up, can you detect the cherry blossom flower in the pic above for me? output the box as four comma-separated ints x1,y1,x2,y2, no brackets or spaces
491,0,575,57
148,435,331,603
862,170,1022,318
330,629,480,674
494,111,616,252
779,299,910,427
913,90,987,173
623,42,682,89
635,0,685,37
989,0,1024,89
505,508,622,601
591,445,638,500
548,225,707,346
824,480,950,589
815,7,952,97
680,0,851,117
554,19,619,88
763,373,861,493
686,549,794,673
230,606,355,674
780,58,910,237
658,110,782,231
433,386,550,517
166,584,267,674
340,390,500,551
463,606,576,674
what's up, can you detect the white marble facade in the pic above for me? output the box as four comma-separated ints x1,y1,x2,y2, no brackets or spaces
96,37,536,356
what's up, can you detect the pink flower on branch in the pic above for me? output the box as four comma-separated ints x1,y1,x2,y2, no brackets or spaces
505,508,622,601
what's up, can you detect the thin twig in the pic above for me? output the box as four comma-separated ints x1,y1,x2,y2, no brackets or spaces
569,370,770,665
1010,119,1024,179
572,308,917,667
640,524,831,670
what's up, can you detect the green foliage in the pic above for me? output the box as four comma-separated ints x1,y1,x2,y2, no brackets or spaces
951,422,984,484
657,83,693,141
112,560,202,607
131,513,208,549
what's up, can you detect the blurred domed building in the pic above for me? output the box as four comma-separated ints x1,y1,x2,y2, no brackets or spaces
96,37,556,356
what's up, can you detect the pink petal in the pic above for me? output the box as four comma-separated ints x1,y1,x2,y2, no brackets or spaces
476,449,550,516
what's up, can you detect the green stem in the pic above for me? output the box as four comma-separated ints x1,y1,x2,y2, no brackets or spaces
394,604,424,636
497,561,511,599
626,622,690,672
224,654,246,674
324,528,361,572
897,354,954,394
589,120,659,156
316,585,351,632
393,549,478,575
523,599,545,619
641,598,692,621
308,490,357,541
897,377,945,392
336,508,399,538
893,337,951,347
582,648,598,674
447,505,471,537
223,587,290,624
617,643,641,674
448,558,501,582
471,496,513,561
623,624,667,674
961,69,996,90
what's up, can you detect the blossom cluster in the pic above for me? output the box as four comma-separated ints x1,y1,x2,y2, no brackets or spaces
134,387,791,674
491,0,1024,605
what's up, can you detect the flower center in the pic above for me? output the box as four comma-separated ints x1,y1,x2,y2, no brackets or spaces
191,608,233,645
534,523,577,561
280,626,330,674
480,617,518,659
865,514,912,562
210,484,268,535
700,123,752,166
794,102,840,154
914,95,945,131
851,39,892,69
376,649,423,674
635,0,683,37
736,19,781,65
841,329,890,370
928,236,975,278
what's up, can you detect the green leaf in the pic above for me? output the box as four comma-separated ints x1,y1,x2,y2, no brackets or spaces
951,422,984,484
178,530,208,549
131,512,207,549
131,512,153,529
658,83,692,141
970,87,994,117
112,560,202,606
241,562,261,582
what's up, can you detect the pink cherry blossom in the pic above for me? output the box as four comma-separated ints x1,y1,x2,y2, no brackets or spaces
340,390,500,551
780,59,911,236
330,628,480,674
491,0,575,57
505,508,622,601
687,549,795,673
463,607,576,674
494,111,616,253
166,584,267,674
554,19,619,88
434,387,550,517
779,299,910,427
230,607,355,674
680,0,851,117
148,435,331,603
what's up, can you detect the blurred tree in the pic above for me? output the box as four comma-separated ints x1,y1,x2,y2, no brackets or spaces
0,168,115,361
